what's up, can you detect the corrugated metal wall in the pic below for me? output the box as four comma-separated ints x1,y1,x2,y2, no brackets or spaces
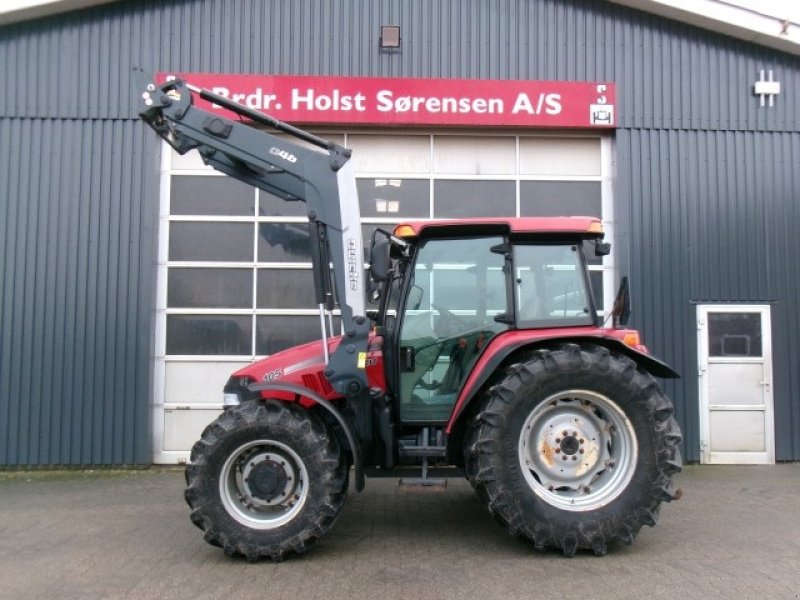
3,0,799,127
1,0,799,463
615,129,800,459
0,117,159,465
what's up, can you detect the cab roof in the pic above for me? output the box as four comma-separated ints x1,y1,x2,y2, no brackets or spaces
393,216,604,239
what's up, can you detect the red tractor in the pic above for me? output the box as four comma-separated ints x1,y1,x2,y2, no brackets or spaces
139,74,682,561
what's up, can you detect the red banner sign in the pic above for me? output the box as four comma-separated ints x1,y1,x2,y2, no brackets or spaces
160,73,616,128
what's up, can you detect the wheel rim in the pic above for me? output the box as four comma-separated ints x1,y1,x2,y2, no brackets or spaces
219,439,309,529
518,389,638,512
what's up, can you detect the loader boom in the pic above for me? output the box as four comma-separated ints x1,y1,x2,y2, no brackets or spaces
137,73,370,399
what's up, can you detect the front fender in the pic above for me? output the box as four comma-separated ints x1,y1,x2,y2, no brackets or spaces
248,381,365,493
446,334,679,434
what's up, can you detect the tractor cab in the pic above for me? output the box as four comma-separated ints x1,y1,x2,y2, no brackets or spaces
369,217,608,424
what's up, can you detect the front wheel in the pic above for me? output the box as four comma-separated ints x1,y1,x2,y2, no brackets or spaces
464,344,682,556
185,400,348,561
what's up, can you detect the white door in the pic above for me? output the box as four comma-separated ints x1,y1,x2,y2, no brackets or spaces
697,305,774,464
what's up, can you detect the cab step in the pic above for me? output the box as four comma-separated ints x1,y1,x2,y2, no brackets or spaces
398,427,447,489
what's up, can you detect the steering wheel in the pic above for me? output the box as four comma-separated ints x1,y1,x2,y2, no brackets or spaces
432,303,469,338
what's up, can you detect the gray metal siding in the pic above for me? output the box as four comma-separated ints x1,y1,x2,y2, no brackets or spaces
616,128,800,460
0,117,159,465
3,0,800,130
1,0,799,463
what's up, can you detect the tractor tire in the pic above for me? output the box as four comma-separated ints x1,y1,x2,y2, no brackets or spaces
184,400,348,561
464,343,682,557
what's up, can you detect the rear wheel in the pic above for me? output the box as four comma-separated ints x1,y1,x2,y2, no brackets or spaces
464,344,682,556
185,400,348,561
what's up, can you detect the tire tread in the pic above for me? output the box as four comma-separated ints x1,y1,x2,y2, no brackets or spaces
184,400,348,561
464,343,682,556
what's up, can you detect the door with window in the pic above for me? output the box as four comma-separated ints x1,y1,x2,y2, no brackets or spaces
697,305,774,464
397,236,509,422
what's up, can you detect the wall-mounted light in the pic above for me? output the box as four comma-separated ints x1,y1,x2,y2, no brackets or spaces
380,25,401,50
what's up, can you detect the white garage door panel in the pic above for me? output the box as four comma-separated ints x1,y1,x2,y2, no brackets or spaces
519,137,601,176
171,147,212,171
349,135,431,173
709,411,766,453
433,136,516,175
164,408,224,452
165,361,250,406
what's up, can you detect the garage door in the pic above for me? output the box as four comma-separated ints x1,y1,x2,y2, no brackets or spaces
153,132,611,463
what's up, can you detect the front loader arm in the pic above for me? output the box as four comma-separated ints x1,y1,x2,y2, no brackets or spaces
137,73,370,399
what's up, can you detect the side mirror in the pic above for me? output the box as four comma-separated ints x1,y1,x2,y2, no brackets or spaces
611,276,631,328
369,236,392,283
595,242,611,257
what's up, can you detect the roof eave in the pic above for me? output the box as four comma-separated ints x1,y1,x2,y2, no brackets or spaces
608,0,800,57
0,0,120,26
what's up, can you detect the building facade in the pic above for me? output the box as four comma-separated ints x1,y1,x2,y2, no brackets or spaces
1,0,799,466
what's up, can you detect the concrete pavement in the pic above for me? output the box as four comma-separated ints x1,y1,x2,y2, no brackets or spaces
0,465,799,599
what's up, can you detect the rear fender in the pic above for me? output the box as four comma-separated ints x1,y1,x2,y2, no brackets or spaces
446,335,679,434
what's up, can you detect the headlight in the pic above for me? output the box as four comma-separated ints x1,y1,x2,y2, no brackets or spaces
222,375,251,407
223,392,241,407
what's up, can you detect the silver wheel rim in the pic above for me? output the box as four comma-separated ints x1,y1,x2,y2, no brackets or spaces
518,389,638,512
219,439,309,529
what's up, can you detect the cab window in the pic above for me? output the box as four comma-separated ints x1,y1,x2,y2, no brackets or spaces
514,244,594,327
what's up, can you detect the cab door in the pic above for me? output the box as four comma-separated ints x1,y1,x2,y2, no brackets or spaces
396,236,509,422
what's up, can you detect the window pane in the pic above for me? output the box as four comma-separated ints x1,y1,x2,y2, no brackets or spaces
171,176,255,216
709,313,763,357
167,315,252,355
258,190,308,217
168,268,252,308
434,136,515,175
515,244,594,326
256,316,340,355
257,222,312,262
170,148,210,171
257,269,315,308
519,138,600,176
170,222,253,262
589,270,604,311
408,237,508,318
349,135,431,174
433,180,515,218
520,181,601,218
431,268,506,313
357,178,429,218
